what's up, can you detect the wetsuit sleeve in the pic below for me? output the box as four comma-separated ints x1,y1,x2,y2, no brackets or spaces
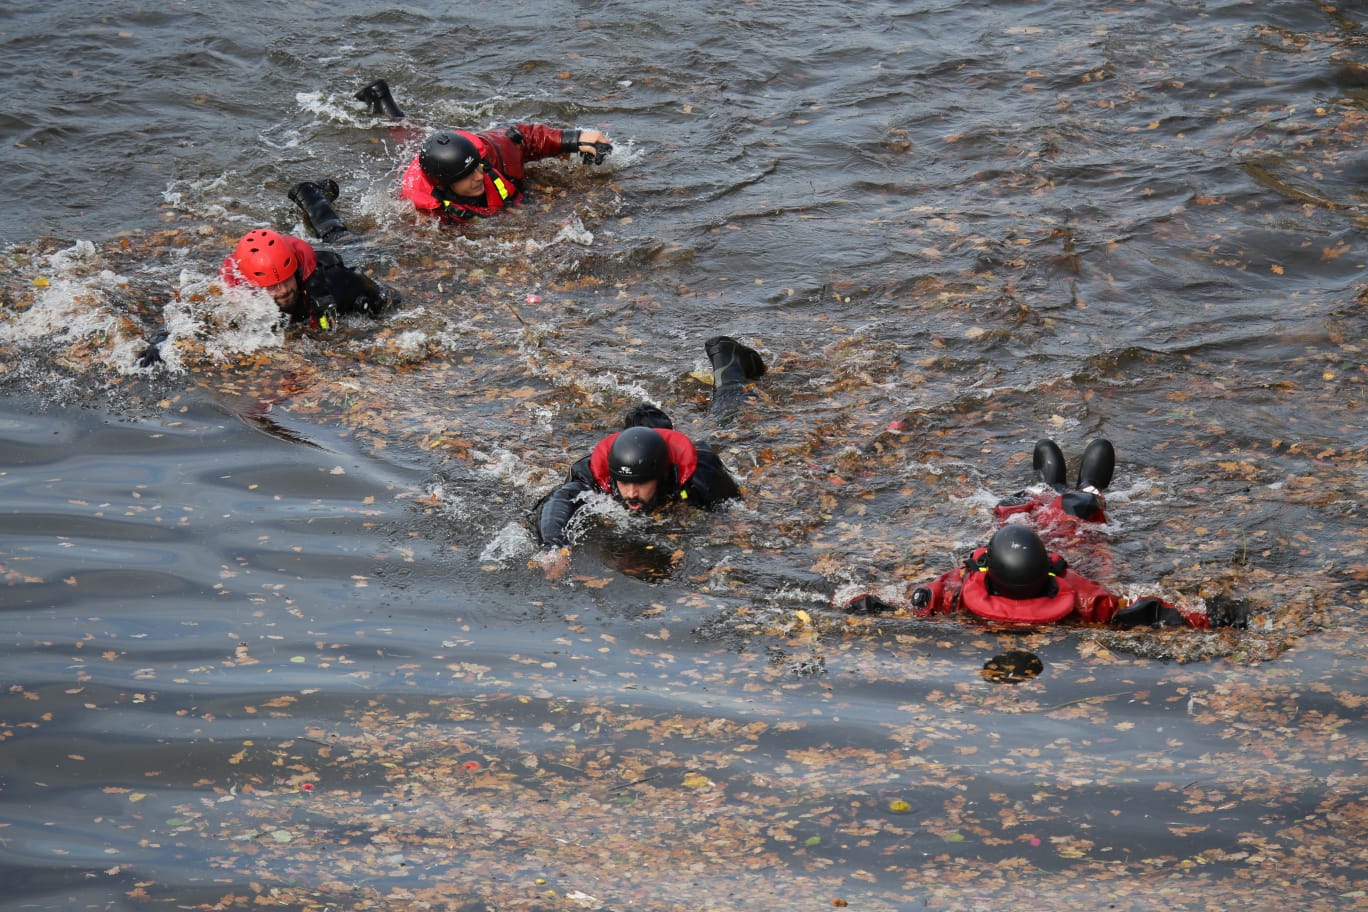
1064,570,1120,624
304,251,398,321
536,481,593,546
534,455,599,547
681,444,740,508
916,567,967,617
512,123,574,163
1111,596,1208,629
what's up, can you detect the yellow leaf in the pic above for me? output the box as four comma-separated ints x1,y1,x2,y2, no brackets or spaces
682,772,712,790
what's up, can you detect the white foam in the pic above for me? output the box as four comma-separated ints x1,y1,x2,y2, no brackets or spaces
479,522,537,565
153,274,285,364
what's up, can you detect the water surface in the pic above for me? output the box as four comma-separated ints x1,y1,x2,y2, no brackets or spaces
1,1,1365,909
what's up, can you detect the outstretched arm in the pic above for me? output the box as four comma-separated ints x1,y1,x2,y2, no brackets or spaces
306,252,399,321
515,124,614,165
536,480,594,547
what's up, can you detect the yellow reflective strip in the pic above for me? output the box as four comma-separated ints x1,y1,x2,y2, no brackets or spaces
492,175,510,200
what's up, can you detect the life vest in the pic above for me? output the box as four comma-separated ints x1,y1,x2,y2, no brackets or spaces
956,567,1078,623
952,546,1079,623
401,129,523,220
588,429,700,500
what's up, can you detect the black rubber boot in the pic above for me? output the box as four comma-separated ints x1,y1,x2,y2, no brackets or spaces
1077,438,1115,492
1032,439,1067,490
705,335,766,387
288,180,348,244
355,78,405,118
705,336,766,422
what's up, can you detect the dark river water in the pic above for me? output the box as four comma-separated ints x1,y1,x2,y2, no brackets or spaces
1,2,1365,910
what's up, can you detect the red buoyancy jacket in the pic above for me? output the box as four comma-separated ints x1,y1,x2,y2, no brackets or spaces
917,547,1119,624
912,546,1209,628
533,429,742,547
401,124,572,220
588,429,699,495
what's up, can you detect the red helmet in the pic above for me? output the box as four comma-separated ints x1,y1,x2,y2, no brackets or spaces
227,229,298,287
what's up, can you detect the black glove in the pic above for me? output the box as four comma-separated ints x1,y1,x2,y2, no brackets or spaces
311,299,339,331
136,330,169,368
303,265,357,327
375,283,402,314
437,196,477,220
349,270,398,318
844,594,896,615
581,141,613,165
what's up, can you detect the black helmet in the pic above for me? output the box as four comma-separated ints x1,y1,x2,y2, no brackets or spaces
608,427,669,482
986,525,1051,599
419,131,480,186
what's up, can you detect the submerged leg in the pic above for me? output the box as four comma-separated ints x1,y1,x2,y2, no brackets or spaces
1059,489,1105,521
705,335,766,422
